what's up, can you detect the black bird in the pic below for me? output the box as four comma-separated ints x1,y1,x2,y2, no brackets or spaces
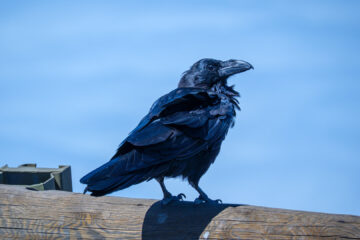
80,58,253,204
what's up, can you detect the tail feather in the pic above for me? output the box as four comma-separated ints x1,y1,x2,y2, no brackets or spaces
87,172,146,196
80,158,119,185
81,151,171,197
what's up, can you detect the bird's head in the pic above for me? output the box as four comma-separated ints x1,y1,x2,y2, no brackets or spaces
178,58,253,90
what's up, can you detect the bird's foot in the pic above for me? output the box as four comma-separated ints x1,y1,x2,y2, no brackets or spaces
161,193,186,205
194,195,222,205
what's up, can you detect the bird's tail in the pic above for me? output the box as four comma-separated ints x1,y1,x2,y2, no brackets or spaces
85,173,145,196
80,154,154,196
80,150,169,196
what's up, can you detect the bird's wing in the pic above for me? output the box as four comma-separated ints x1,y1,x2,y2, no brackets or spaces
128,87,217,134
80,88,233,194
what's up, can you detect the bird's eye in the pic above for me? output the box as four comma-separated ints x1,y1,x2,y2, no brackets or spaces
206,65,217,71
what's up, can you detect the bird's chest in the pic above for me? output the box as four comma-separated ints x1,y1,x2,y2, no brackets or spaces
209,96,236,120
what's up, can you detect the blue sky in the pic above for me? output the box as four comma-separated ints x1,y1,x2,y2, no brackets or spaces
1,1,359,215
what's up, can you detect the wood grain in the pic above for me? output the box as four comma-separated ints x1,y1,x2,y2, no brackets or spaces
0,184,359,239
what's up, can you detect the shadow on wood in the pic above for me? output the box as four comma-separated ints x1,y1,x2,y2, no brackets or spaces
142,201,240,239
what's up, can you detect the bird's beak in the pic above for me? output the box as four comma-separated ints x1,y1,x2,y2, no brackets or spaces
218,60,254,78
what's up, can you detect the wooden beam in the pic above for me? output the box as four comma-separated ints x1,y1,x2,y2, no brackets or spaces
0,184,359,239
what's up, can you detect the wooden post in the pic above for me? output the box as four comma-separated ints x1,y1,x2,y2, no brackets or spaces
0,184,359,239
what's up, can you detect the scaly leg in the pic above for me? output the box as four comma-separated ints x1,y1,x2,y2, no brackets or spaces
156,177,186,205
189,180,222,205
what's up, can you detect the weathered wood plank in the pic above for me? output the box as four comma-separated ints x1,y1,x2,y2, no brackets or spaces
0,184,359,239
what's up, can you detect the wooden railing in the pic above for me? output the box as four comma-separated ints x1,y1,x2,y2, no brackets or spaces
0,184,359,239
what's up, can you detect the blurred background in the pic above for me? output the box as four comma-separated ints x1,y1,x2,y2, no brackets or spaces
1,0,359,215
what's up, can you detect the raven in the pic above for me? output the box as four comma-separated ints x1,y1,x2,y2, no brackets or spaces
80,58,253,204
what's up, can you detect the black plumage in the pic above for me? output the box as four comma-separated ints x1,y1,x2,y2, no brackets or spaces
80,58,253,204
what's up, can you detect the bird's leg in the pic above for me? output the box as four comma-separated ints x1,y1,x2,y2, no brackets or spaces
189,180,222,205
156,177,186,205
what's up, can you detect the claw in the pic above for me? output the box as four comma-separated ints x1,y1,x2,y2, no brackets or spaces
207,198,222,205
193,196,222,205
161,193,186,205
194,197,204,205
177,193,186,200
